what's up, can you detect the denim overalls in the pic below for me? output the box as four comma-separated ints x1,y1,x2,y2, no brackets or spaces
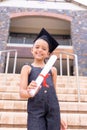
27,65,60,130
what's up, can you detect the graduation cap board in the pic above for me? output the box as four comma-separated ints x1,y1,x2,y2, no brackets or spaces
34,28,59,53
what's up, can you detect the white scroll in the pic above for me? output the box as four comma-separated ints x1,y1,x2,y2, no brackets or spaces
29,55,57,97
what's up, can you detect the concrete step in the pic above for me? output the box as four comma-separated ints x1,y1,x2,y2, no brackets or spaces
60,102,87,112
0,112,27,125
57,76,87,82
0,92,87,102
0,100,87,113
58,94,87,102
0,100,27,111
0,92,21,100
0,112,87,128
61,113,87,127
0,74,87,88
0,74,20,85
56,87,87,94
0,85,87,95
0,85,20,93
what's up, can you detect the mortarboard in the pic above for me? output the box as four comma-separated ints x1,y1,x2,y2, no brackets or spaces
34,28,59,53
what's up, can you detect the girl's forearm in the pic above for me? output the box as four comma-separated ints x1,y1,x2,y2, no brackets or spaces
19,89,30,99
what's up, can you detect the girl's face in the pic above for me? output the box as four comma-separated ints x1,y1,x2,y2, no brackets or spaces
31,39,50,61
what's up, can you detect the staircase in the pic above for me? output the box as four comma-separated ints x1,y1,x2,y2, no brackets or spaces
0,73,87,130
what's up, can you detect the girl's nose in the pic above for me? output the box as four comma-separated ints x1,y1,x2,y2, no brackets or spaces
38,48,42,52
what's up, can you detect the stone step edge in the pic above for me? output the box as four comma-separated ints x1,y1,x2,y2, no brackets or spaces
0,112,87,126
0,93,87,102
0,100,87,112
0,87,87,94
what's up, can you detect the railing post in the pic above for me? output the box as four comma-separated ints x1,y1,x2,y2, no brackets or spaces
67,55,70,76
13,51,17,74
59,53,62,76
75,54,80,102
5,52,10,74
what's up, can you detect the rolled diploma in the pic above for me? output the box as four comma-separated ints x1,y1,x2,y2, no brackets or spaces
29,55,57,96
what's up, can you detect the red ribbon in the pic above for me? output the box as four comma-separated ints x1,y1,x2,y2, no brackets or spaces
39,73,50,87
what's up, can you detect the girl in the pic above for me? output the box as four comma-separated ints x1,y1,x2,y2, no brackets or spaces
20,28,67,130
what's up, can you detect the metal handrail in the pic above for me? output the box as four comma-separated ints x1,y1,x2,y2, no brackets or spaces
59,51,79,76
0,49,17,74
59,51,80,102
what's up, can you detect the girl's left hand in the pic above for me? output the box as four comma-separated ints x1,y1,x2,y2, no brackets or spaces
61,119,67,130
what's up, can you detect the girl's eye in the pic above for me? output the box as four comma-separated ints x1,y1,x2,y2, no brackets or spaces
35,46,46,50
35,46,39,49
43,48,46,51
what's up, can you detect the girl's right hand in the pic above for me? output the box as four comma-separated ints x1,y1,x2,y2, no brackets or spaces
28,80,37,89
27,80,40,98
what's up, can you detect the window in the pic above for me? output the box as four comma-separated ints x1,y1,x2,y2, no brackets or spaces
8,32,72,46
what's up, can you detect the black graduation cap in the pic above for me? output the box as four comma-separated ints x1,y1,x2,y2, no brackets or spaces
34,28,59,53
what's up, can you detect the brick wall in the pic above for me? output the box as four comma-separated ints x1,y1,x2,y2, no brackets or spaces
0,10,10,72
71,11,87,76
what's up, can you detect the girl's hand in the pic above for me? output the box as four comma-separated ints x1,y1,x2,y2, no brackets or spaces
27,80,40,98
61,119,67,130
28,80,37,89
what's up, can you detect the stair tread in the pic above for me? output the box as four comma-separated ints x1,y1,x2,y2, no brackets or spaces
0,112,87,126
0,100,87,112
0,92,87,102
1,86,87,94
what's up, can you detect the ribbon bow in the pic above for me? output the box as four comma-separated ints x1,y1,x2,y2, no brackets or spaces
39,73,50,87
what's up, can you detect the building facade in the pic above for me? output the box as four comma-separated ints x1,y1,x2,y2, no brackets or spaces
0,0,87,76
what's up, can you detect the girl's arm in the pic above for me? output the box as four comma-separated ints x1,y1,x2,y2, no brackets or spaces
51,66,57,89
20,65,37,99
20,65,31,98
